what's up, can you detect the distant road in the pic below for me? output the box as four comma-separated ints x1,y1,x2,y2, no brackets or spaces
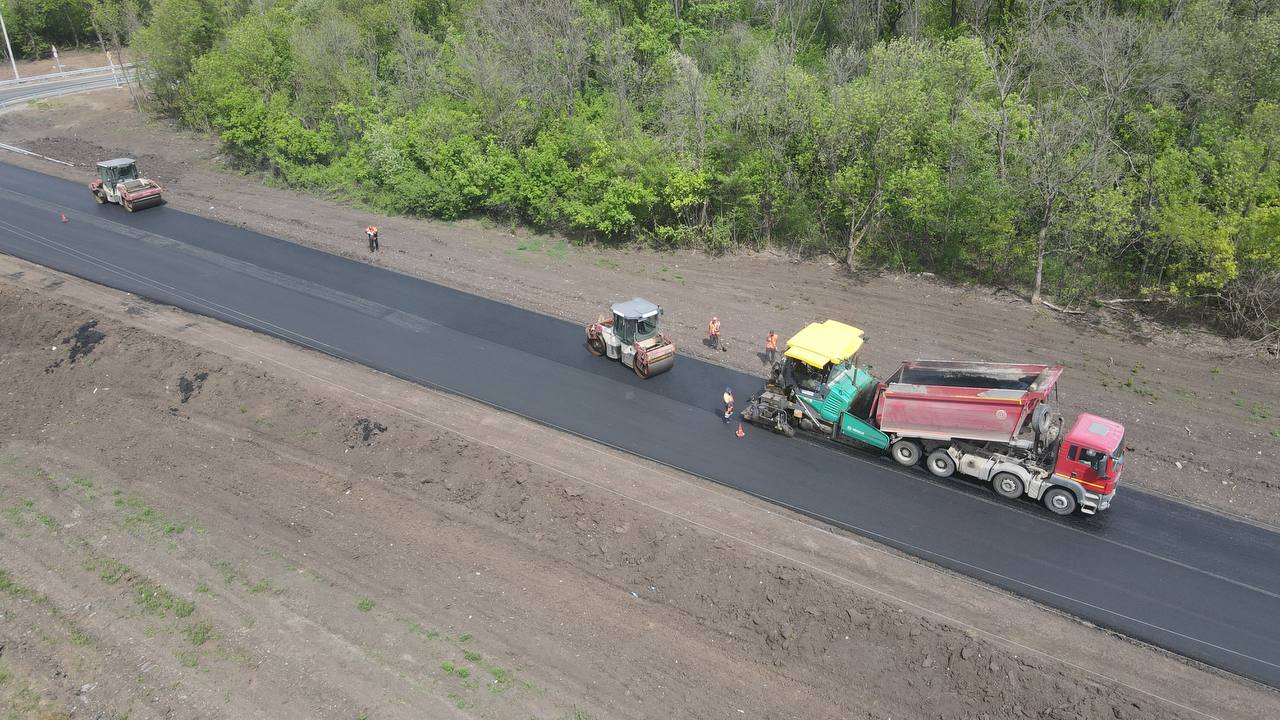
0,66,132,111
2,161,1280,690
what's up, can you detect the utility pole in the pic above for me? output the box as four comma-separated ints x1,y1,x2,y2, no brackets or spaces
0,5,20,82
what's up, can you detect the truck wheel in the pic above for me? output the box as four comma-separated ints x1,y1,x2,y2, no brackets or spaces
992,472,1024,499
1043,487,1078,516
586,337,606,357
633,359,650,379
93,190,105,204
124,200,135,212
926,449,956,478
890,440,921,467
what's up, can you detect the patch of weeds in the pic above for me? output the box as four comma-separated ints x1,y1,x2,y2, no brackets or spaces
214,560,238,586
185,622,213,647
457,633,472,643
177,650,200,668
0,568,35,599
594,257,620,270
195,580,210,594
1131,386,1158,401
1271,429,1280,440
115,495,185,537
248,578,272,594
68,627,94,646
134,577,195,617
1210,367,1222,375
568,710,595,720
73,477,94,490
408,622,441,640
356,597,375,612
461,677,478,689
454,666,470,679
1248,402,1272,421
672,273,685,285
463,650,481,663
2,498,34,524
447,692,465,709
35,512,58,530
97,559,129,585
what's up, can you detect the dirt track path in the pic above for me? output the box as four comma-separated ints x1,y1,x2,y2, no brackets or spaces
1,256,1276,719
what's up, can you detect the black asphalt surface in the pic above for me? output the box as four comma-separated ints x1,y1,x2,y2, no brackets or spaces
3,161,1280,688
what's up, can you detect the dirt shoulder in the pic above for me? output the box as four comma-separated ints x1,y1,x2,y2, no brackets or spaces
3,254,1278,719
3,48,114,79
2,91,1277,526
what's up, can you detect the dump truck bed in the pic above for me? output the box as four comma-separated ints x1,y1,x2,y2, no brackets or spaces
874,361,1063,444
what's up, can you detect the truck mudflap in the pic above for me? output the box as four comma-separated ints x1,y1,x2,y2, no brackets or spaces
1083,489,1116,515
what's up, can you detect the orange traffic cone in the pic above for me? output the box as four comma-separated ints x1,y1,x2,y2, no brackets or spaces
60,212,68,223
736,422,745,438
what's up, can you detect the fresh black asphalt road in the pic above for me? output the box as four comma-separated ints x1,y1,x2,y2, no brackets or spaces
3,161,1280,688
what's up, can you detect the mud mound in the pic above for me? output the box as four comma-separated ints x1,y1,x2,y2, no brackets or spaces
45,319,106,372
177,371,210,403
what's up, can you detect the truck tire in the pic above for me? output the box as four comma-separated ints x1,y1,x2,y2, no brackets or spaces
93,190,105,204
992,472,1024,499
890,440,921,467
1043,487,1078,516
586,337,607,357
926,449,956,478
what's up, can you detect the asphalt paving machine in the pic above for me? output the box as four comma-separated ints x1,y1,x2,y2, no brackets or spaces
585,298,676,378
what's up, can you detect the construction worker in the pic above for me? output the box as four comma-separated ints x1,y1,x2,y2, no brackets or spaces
722,387,734,423
765,331,779,366
708,316,721,350
366,225,379,253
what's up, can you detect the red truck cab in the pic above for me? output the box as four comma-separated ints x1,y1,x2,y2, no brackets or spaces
1052,413,1125,512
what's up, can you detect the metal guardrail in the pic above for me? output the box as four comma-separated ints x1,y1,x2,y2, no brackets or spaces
0,63,135,89
0,141,75,166
0,70,136,111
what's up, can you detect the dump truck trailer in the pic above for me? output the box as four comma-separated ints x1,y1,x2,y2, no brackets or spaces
743,323,1125,516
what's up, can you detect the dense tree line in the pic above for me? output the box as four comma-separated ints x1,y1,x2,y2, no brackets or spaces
12,0,1280,344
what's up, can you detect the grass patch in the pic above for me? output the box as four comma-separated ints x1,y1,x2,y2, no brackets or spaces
457,633,472,643
0,659,69,719
185,621,213,647
447,691,465,709
97,559,129,585
463,650,481,663
248,578,272,594
116,495,185,536
195,580,210,594
35,512,58,530
134,577,195,617
177,650,200,668
594,256,620,270
356,597,375,612
0,568,36,599
73,476,94,490
515,237,569,259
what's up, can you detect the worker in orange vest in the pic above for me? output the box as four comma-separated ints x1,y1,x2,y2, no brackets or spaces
708,316,721,350
366,225,379,252
765,331,779,366
722,387,734,423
